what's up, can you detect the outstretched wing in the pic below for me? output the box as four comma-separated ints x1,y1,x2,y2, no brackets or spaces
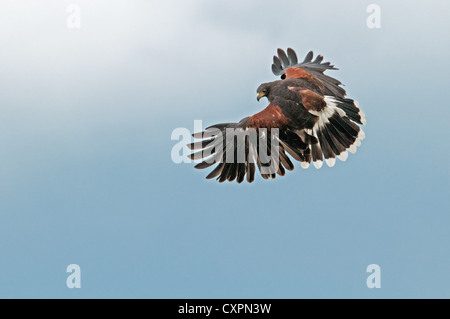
188,102,313,183
272,48,346,98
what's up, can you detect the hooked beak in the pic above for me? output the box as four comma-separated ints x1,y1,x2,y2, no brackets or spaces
257,92,265,101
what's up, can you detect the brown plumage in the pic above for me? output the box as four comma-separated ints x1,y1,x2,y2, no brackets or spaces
296,89,327,113
247,104,289,129
285,67,314,81
189,48,366,183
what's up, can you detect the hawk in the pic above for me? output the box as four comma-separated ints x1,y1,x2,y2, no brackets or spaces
188,48,366,183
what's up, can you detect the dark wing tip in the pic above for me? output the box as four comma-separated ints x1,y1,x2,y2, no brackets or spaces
303,51,314,63
287,48,298,65
272,56,283,75
277,48,290,68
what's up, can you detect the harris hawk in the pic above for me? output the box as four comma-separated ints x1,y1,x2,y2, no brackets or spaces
188,48,366,183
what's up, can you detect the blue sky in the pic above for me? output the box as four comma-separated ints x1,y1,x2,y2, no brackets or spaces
0,0,449,298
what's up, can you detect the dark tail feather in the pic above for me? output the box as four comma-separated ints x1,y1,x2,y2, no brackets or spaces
334,98,366,125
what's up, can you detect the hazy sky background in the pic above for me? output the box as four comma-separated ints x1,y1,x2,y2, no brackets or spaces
0,0,449,298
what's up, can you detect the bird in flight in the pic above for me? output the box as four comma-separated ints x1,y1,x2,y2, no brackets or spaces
188,48,366,183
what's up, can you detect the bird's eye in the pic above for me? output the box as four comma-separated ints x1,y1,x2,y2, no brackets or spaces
262,88,267,93
281,74,286,80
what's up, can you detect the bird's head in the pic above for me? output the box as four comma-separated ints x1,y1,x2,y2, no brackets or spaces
256,83,271,101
